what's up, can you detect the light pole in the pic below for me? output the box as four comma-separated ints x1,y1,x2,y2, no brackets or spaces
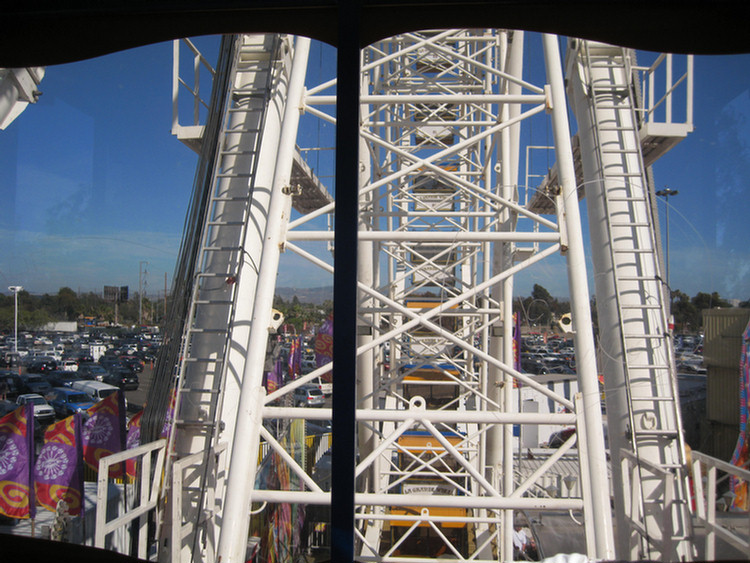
8,286,23,355
655,188,679,301
139,261,148,326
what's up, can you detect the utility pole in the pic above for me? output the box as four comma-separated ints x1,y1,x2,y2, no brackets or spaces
656,188,679,304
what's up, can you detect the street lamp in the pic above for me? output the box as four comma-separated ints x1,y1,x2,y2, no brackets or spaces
7,285,23,355
139,261,148,326
655,188,679,303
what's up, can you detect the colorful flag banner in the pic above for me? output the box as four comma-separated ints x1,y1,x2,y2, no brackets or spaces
126,409,144,478
287,337,301,379
264,358,284,394
82,391,126,476
161,387,176,439
34,412,84,516
315,314,333,384
0,403,35,519
730,319,750,510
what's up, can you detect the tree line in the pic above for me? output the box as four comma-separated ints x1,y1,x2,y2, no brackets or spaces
0,287,164,330
515,284,745,334
1,285,743,334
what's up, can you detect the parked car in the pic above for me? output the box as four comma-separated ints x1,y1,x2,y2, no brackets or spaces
16,374,53,396
293,385,325,407
47,388,95,418
99,356,132,373
25,357,58,374
103,368,139,391
118,355,144,373
76,363,109,382
46,370,87,388
73,352,94,364
59,359,79,372
16,393,56,426
71,380,124,407
0,370,20,399
0,399,45,445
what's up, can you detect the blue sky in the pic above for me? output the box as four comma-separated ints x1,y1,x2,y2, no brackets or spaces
1,34,749,302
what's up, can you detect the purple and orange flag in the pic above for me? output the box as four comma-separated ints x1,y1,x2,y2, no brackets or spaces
126,409,144,478
0,403,35,519
34,412,84,516
315,314,333,384
82,391,126,477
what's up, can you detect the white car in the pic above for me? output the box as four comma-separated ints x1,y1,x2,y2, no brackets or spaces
60,359,79,372
16,393,56,425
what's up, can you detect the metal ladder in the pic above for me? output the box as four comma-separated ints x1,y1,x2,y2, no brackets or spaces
581,41,693,560
167,34,281,561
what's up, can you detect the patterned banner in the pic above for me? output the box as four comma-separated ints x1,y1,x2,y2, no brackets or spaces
730,319,750,510
161,388,176,439
126,409,144,478
34,412,84,516
315,314,333,384
0,403,35,519
82,391,125,476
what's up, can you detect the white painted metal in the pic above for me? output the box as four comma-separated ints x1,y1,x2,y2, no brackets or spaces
216,35,311,563
150,29,700,563
95,439,167,556
243,29,612,562
0,67,44,129
565,38,694,560
163,34,303,563
542,33,615,559
691,450,750,560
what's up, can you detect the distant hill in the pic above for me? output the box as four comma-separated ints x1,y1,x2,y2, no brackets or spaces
275,286,333,304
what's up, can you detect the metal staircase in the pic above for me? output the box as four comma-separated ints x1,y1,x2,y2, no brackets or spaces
166,34,283,563
579,41,693,561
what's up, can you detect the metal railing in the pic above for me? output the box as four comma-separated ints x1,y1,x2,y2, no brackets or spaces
620,448,681,560
691,449,750,560
95,439,167,559
634,53,694,127
172,38,217,141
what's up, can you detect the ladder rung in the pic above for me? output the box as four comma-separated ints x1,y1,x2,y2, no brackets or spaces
216,173,253,178
220,149,257,155
614,248,655,254
194,299,234,304
617,275,655,281
175,420,215,428
601,148,639,154
189,328,228,334
207,220,246,226
223,127,261,133
179,387,222,394
607,196,647,202
602,172,643,177
184,357,225,363
212,196,250,202
196,272,233,278
592,84,630,91
634,429,679,438
623,333,666,339
201,246,241,252
626,363,670,370
610,222,650,227
227,107,263,113
620,303,662,309
629,396,677,402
